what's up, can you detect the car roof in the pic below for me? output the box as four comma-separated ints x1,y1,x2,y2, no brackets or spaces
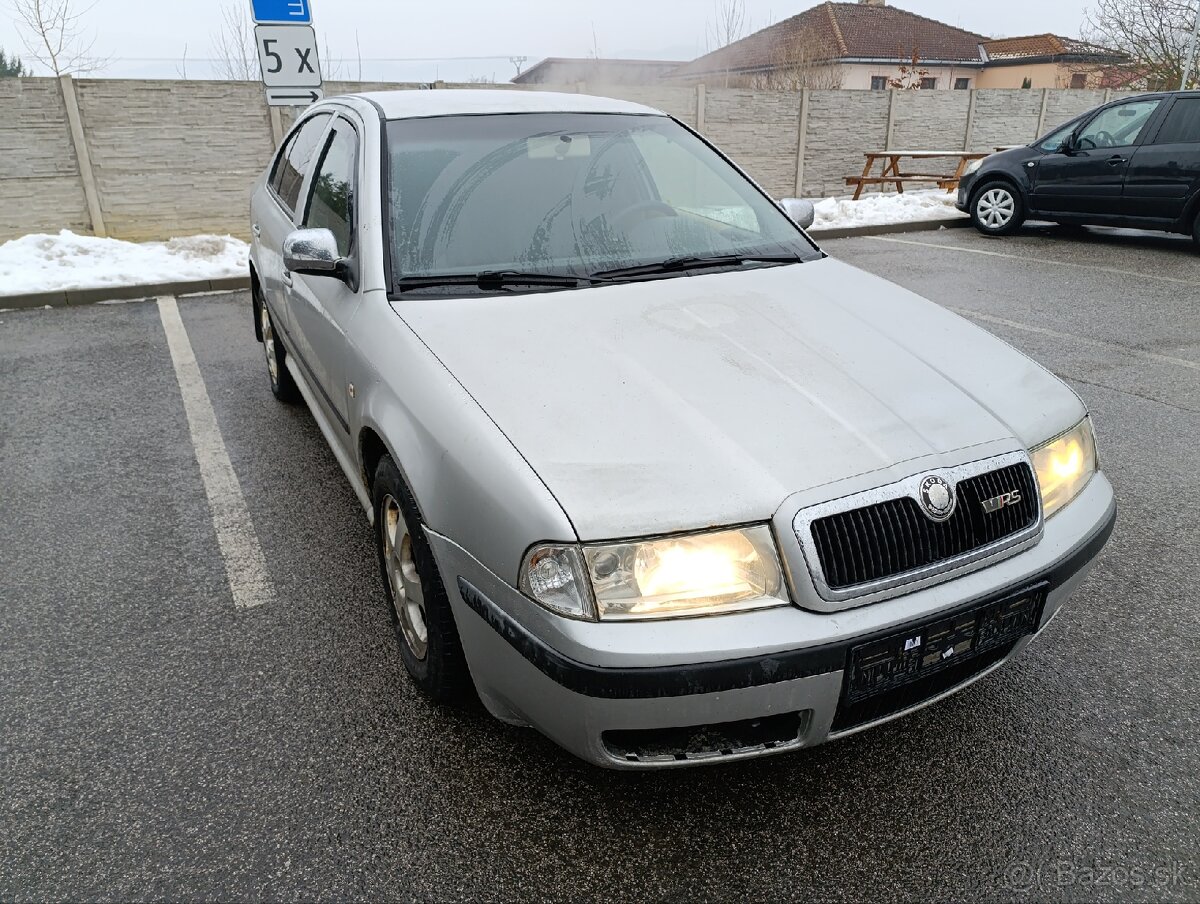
351,88,666,120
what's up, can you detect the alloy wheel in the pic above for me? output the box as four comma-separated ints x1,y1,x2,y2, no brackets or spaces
260,303,279,386
382,495,429,661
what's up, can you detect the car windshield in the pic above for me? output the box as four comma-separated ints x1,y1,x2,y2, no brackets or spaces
384,112,819,294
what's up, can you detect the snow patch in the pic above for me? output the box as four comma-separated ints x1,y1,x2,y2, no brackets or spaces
812,190,966,230
0,231,249,296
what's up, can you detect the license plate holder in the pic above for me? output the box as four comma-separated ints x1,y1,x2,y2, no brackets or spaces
844,585,1047,705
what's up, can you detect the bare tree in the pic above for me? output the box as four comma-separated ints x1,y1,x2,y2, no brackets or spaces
887,50,931,90
742,31,844,90
12,0,107,76
707,0,751,51
211,0,257,80
1084,0,1199,89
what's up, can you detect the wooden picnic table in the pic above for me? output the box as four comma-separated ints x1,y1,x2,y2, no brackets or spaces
847,151,991,200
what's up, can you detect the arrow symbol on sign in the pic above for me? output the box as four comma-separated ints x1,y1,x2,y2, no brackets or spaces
272,90,321,102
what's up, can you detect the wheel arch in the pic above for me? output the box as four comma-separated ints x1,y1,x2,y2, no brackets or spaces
969,172,1025,211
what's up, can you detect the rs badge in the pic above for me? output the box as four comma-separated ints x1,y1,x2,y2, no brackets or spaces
981,490,1023,514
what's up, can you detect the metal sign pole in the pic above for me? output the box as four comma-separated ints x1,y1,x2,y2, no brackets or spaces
1183,0,1200,90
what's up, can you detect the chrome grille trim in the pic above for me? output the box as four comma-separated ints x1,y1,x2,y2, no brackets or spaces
793,451,1043,604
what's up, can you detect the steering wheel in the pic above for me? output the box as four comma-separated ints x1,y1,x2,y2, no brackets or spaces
1094,130,1118,148
612,200,678,232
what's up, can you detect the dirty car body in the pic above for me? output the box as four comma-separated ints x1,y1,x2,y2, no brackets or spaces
249,90,1116,769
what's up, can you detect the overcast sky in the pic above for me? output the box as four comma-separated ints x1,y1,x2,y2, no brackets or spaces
3,0,1097,81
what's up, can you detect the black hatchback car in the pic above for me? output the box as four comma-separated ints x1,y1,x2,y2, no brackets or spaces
957,91,1200,246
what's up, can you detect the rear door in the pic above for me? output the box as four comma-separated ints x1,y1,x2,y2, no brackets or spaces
1123,96,1200,225
1031,97,1164,217
287,115,363,434
255,112,332,332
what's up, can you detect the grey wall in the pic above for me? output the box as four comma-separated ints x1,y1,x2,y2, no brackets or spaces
0,78,1118,242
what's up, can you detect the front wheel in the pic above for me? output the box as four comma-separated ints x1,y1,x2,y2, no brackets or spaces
373,455,472,704
970,181,1025,237
1192,211,1200,250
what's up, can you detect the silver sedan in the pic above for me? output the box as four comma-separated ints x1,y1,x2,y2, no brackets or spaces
249,90,1116,769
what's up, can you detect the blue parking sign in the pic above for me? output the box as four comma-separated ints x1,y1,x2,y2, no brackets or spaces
250,0,311,23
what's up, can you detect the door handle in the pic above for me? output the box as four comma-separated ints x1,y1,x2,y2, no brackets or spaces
252,224,262,238
1107,156,1126,166
282,270,293,288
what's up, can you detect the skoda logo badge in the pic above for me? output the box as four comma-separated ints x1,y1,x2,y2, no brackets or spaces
919,475,956,522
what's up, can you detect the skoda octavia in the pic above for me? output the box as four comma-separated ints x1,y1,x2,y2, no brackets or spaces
249,90,1116,768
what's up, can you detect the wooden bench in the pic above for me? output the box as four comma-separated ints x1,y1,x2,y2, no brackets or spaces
846,151,991,201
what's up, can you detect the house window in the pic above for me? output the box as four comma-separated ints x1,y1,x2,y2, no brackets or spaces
1070,73,1088,89
871,76,889,90
954,77,971,90
920,77,938,90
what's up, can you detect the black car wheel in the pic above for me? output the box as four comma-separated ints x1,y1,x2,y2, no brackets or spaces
970,181,1025,237
373,454,472,704
1192,211,1200,249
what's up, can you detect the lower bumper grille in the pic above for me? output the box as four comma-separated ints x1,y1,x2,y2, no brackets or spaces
602,712,807,765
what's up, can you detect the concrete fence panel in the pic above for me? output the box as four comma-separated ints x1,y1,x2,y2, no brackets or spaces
0,78,1133,242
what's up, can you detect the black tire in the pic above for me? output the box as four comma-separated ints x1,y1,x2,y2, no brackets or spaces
970,180,1025,237
254,283,300,404
1192,211,1200,250
372,455,471,704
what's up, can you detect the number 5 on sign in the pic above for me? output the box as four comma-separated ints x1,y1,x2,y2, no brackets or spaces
254,24,323,88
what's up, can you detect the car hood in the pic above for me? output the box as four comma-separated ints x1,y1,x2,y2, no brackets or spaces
395,258,1084,540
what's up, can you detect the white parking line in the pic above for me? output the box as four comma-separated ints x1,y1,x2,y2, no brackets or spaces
866,235,1195,286
949,307,1200,372
157,296,274,610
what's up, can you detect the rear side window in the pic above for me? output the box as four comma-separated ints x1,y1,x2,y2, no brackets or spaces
304,120,358,257
1152,98,1200,145
273,113,332,213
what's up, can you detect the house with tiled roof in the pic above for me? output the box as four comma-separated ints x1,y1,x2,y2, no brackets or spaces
976,35,1130,89
667,0,989,91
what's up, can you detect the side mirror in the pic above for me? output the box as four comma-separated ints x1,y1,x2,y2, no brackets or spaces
1058,134,1077,155
284,228,345,279
780,198,816,230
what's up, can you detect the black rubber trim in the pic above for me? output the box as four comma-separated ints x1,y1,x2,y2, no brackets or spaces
456,500,1115,700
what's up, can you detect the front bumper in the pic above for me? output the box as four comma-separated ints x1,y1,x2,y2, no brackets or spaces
956,170,979,212
428,474,1116,769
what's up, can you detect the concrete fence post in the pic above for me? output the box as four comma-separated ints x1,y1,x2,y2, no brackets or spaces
696,83,706,133
963,88,978,150
575,81,587,94
1103,88,1113,103
794,88,810,197
885,89,899,151
1036,88,1051,139
58,75,107,238
268,106,285,148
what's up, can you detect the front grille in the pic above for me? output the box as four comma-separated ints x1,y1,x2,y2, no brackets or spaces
811,463,1039,591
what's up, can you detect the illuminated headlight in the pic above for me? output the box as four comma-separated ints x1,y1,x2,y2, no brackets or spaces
519,526,789,622
1031,417,1098,518
964,158,986,176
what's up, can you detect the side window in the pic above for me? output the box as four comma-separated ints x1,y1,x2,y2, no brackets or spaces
1076,99,1162,149
274,113,332,213
303,120,358,257
1151,98,1200,145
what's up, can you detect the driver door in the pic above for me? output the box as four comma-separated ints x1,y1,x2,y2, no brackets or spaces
1031,98,1164,217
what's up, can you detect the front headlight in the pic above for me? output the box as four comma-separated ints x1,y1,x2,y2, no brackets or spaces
520,526,789,622
964,158,986,176
1031,417,1098,518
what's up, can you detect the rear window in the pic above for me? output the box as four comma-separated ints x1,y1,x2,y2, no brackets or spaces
1153,98,1200,145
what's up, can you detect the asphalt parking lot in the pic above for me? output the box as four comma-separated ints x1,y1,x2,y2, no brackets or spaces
2,224,1197,902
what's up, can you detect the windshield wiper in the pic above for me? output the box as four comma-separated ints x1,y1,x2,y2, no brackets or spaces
394,270,587,292
592,254,805,281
